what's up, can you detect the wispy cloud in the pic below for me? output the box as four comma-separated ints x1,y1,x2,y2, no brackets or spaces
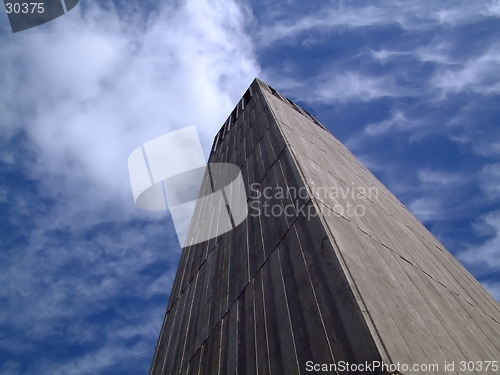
370,49,412,64
255,0,499,111
414,43,458,65
256,5,393,46
482,280,500,301
473,139,500,157
314,72,413,103
483,1,500,17
42,340,151,375
408,197,443,222
417,169,469,188
432,44,500,97
255,0,498,46
459,210,500,273
406,169,470,222
365,111,419,135
480,163,500,200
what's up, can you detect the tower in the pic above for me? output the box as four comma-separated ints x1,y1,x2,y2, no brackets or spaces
150,79,500,374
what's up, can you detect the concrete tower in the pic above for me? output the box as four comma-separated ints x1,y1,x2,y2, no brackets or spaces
149,79,500,374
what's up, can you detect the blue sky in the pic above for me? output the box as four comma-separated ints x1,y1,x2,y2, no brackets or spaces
0,0,499,374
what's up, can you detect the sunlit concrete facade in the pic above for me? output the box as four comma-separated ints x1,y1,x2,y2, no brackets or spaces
149,79,500,375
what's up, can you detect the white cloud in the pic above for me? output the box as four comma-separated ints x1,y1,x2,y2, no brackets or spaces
43,340,151,375
257,6,392,45
414,42,457,65
432,44,500,97
482,280,500,302
367,42,500,102
0,361,22,375
404,170,469,222
408,197,442,222
364,111,415,135
473,139,500,157
0,219,177,340
483,0,500,17
269,71,412,105
459,210,500,272
313,72,411,103
2,0,258,216
255,1,497,46
444,102,500,158
480,163,500,200
254,1,499,110
370,49,411,64
0,0,261,236
417,169,467,188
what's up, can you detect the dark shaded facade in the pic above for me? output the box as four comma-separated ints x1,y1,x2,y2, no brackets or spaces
150,79,500,374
